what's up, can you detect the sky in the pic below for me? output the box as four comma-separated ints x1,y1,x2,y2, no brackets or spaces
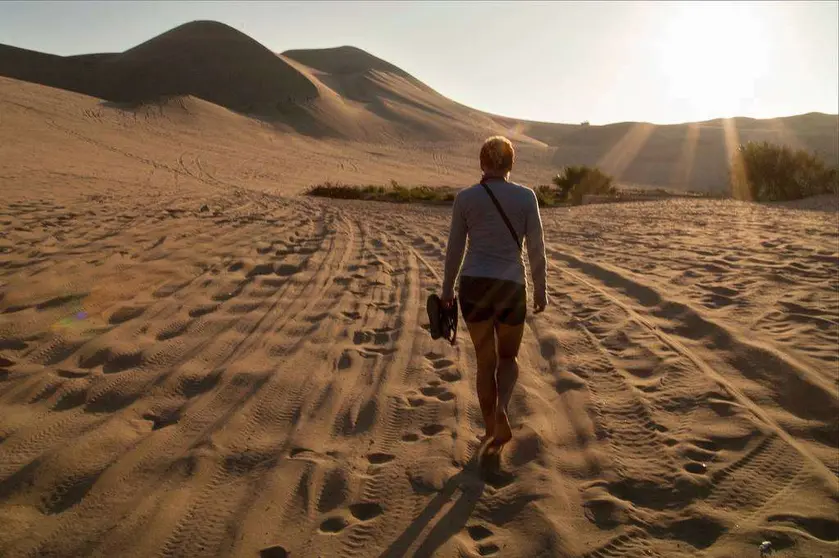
1,1,837,125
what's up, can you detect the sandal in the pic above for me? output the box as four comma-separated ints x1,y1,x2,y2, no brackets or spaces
426,294,458,345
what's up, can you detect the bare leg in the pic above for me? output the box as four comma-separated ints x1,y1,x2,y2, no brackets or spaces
465,319,497,441
491,321,524,447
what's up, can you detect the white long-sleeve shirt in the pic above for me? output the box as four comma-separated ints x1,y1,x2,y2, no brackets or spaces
441,178,547,305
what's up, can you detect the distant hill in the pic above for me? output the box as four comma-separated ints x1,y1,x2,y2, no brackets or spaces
1,19,836,191
0,21,318,113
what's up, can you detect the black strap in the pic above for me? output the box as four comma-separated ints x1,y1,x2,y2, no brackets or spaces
480,181,521,251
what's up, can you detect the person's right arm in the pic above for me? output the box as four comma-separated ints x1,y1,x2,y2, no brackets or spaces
525,191,548,312
441,194,467,302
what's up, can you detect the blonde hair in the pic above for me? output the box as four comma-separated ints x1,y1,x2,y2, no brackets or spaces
480,136,515,176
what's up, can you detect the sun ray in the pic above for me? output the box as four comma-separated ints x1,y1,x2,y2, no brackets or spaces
722,117,747,199
596,123,655,181
671,122,700,190
766,117,805,151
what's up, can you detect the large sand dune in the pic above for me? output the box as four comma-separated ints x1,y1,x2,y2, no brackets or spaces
2,20,837,190
1,22,838,558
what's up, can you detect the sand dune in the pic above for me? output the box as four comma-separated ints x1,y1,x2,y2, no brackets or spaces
102,21,319,111
2,20,837,190
1,24,838,557
0,21,319,113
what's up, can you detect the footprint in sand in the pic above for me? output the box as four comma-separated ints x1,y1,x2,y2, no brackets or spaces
227,301,262,315
319,516,349,533
424,351,455,371
684,462,708,475
467,525,493,541
259,545,288,558
419,386,446,397
365,346,397,356
407,396,425,407
55,367,88,378
439,369,461,383
319,502,383,534
336,350,355,371
0,338,27,352
289,447,318,459
352,331,374,345
432,358,455,370
700,293,737,309
156,320,191,341
107,304,147,325
141,409,181,431
419,385,454,401
366,453,395,465
189,304,219,318
421,424,445,436
348,502,383,521
153,281,191,299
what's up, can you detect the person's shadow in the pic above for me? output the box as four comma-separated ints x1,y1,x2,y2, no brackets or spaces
378,451,513,558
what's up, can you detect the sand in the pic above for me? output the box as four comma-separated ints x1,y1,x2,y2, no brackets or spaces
1,25,838,558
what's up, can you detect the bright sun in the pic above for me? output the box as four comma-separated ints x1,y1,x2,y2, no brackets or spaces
654,2,770,120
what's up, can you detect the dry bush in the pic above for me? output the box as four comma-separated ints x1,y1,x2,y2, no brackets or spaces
730,141,838,202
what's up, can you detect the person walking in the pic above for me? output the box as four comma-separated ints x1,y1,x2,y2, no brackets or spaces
441,135,548,458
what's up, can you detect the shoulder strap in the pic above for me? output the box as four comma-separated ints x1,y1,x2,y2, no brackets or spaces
480,181,521,251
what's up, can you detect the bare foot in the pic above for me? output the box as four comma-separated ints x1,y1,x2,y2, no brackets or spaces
477,427,497,449
492,410,513,447
480,410,496,443
482,422,496,441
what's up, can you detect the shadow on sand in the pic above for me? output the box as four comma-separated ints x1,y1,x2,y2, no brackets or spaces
378,450,513,558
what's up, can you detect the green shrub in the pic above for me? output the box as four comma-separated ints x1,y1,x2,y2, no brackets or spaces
305,181,365,199
308,180,565,207
730,141,839,202
534,185,561,207
552,165,616,205
306,181,457,204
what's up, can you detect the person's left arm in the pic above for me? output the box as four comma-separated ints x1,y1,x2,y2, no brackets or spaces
525,190,548,313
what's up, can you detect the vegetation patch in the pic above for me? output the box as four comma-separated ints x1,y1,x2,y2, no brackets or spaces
730,141,838,202
533,165,617,206
308,180,577,207
308,170,733,209
306,180,458,204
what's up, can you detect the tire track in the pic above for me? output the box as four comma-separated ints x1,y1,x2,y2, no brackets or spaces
2,198,333,557
548,251,838,489
152,210,358,558
540,249,837,554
